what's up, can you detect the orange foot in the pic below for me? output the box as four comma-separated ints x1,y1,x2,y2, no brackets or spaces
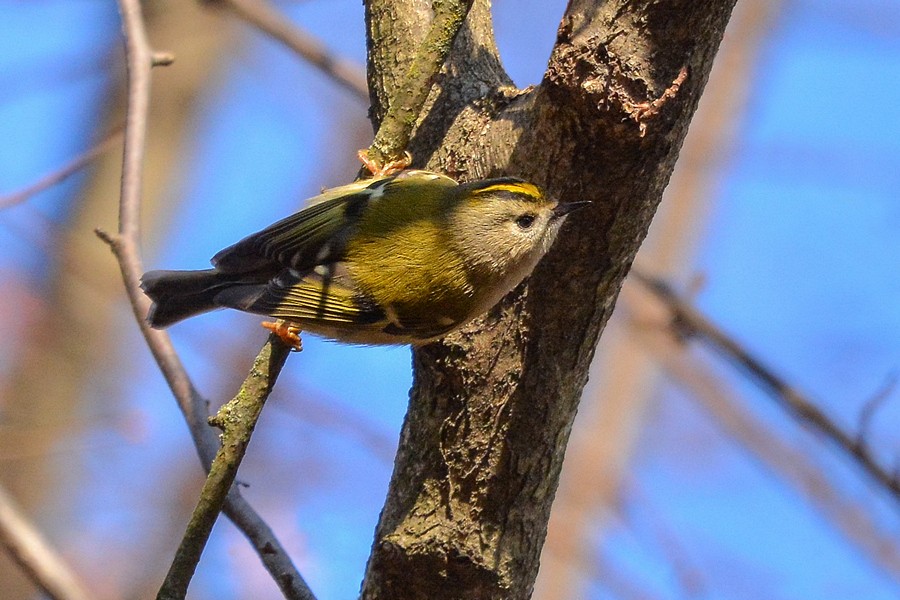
261,319,303,351
357,148,412,178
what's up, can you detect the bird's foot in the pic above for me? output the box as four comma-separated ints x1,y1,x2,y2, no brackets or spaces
357,149,412,178
261,319,303,351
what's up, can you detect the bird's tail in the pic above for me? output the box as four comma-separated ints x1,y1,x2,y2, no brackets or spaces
140,269,237,328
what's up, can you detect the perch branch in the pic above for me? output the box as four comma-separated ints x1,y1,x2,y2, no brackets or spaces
157,337,292,599
103,1,315,598
631,270,900,503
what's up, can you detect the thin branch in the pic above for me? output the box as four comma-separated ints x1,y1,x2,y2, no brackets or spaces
105,1,315,598
0,484,92,600
158,337,292,600
619,481,708,598
631,270,900,504
205,0,368,101
857,373,897,448
619,283,900,581
366,0,476,168
0,127,122,210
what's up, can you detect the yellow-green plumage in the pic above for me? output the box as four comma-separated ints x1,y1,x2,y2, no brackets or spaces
347,192,474,329
140,170,586,345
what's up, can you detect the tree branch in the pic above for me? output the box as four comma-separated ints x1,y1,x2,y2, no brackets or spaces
631,270,900,504
361,0,739,597
366,0,476,167
103,1,315,598
0,128,122,211
158,337,292,599
618,279,900,581
0,484,92,600
204,0,368,102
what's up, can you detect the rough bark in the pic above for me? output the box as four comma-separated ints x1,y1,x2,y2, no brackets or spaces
360,1,737,598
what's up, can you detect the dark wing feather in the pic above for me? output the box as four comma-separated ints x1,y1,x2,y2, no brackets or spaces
213,266,387,327
211,178,389,274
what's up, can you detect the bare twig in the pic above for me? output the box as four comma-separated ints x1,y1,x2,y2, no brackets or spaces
204,0,472,181
204,0,368,101
857,373,897,447
0,128,122,210
105,1,315,598
619,481,708,598
158,337,292,600
0,485,92,600
620,285,900,581
631,270,900,503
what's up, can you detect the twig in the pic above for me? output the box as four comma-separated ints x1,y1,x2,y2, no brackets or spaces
619,480,707,598
205,0,368,101
621,289,900,581
0,484,92,600
857,373,897,448
366,0,476,169
158,337,292,599
631,270,900,503
105,1,315,598
0,128,122,210
207,0,472,168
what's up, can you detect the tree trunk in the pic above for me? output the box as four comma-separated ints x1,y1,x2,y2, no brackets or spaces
360,1,737,598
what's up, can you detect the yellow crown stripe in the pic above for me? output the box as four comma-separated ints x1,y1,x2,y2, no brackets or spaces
474,182,543,199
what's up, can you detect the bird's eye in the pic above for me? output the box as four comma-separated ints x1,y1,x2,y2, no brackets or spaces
516,213,536,229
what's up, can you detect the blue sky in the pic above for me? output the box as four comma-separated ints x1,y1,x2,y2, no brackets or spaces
1,1,898,599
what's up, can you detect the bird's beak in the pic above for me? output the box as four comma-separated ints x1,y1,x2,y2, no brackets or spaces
552,201,591,218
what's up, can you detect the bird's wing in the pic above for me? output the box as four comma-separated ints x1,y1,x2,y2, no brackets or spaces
210,170,457,275
213,265,458,342
210,180,377,274
264,266,385,326
212,265,389,332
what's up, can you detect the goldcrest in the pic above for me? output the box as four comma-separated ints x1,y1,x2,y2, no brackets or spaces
141,170,587,347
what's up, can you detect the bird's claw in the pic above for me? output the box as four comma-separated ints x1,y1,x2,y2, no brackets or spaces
261,319,303,351
357,149,412,178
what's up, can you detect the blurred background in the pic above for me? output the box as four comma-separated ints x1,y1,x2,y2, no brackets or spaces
1,0,899,598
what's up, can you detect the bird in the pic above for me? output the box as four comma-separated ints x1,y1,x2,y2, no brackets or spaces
141,169,587,349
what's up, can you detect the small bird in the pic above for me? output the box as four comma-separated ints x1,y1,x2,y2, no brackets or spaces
141,170,587,348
